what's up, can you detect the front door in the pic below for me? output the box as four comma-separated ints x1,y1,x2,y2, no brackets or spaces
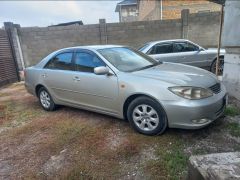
71,50,119,114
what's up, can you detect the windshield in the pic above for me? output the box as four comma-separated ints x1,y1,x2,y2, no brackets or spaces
97,47,159,72
138,43,149,51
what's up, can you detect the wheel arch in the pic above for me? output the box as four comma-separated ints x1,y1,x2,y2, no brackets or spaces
123,93,168,121
210,55,225,72
213,55,224,62
35,84,45,97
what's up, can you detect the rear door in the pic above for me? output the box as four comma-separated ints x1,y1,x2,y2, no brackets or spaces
42,50,77,102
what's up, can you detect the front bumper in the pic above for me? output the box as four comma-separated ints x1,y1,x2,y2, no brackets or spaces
161,85,227,129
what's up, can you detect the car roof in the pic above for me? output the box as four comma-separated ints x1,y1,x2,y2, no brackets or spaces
147,39,189,45
57,45,125,52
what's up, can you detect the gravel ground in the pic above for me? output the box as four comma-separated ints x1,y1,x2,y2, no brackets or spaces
0,82,239,179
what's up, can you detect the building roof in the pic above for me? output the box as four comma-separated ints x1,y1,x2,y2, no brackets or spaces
208,0,225,5
115,0,137,12
49,21,83,27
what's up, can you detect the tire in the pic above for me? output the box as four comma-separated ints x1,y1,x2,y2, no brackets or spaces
38,87,56,111
210,57,224,75
127,96,167,136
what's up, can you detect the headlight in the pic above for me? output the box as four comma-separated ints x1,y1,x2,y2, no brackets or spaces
168,86,213,100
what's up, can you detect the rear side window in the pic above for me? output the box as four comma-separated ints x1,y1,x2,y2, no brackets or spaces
45,52,73,70
74,52,105,73
148,43,173,55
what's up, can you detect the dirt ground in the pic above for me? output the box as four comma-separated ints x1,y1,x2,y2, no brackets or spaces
0,82,240,180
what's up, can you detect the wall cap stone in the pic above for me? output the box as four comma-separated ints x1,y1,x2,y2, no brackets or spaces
188,152,240,180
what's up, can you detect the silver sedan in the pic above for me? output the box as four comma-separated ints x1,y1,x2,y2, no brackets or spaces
25,45,227,135
139,39,225,74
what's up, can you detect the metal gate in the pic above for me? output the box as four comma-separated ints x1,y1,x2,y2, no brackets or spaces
0,29,18,87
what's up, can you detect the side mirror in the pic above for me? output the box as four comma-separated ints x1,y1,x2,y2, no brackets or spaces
198,48,204,52
94,66,110,75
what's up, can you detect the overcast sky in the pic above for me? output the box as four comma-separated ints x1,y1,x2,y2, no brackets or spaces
0,1,121,27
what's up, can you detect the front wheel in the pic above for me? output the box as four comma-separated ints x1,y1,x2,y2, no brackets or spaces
38,87,56,111
210,57,224,75
127,96,167,136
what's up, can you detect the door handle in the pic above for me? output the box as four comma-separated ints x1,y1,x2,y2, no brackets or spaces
73,76,81,81
41,73,47,78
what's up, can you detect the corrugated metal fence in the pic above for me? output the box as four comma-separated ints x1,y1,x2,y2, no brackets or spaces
0,29,18,87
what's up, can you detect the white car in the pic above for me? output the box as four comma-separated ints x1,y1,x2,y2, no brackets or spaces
139,39,225,74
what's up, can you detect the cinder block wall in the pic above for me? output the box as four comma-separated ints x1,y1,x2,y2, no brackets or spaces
106,19,182,47
187,11,221,46
19,24,101,66
9,10,220,67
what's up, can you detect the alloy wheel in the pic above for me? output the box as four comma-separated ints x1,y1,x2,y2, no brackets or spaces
132,104,159,131
40,90,51,109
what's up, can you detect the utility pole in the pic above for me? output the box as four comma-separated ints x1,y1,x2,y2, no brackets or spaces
160,0,163,20
216,4,224,76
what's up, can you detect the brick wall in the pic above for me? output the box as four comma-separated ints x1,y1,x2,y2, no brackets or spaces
138,0,156,20
7,10,221,67
138,0,221,20
162,1,221,19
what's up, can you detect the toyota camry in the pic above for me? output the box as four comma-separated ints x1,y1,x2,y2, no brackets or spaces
25,45,227,135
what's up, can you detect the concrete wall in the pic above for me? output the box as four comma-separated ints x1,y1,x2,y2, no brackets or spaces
187,11,221,47
19,24,101,66
222,0,240,100
7,10,221,67
4,23,25,71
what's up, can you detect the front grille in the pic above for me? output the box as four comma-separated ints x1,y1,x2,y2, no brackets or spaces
209,83,221,94
215,104,225,117
215,95,227,117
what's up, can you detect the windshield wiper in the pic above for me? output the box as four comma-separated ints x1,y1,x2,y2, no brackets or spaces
131,62,161,72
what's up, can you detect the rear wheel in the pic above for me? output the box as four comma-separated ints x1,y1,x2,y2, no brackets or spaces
127,96,167,136
210,57,224,75
38,87,56,111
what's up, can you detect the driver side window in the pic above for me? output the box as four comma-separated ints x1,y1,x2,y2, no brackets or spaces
74,52,105,73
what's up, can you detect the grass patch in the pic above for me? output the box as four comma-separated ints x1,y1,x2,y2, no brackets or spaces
51,120,124,179
0,101,15,124
0,105,6,119
225,105,240,116
55,120,92,146
3,100,42,127
227,122,240,137
192,148,210,155
144,137,188,179
0,92,9,97
61,164,97,180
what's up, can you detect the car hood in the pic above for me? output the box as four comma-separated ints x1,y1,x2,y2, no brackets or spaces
205,48,226,54
132,63,218,87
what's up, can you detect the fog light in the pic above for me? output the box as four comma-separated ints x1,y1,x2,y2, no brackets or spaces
192,118,210,124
